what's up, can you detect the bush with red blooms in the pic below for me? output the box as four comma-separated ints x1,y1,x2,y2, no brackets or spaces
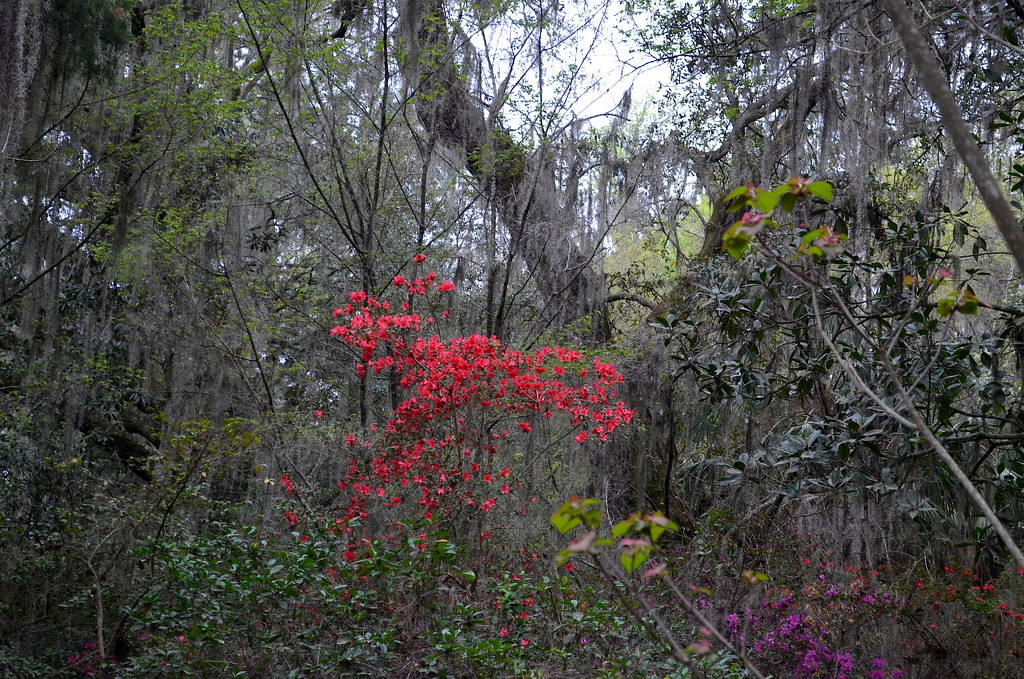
299,260,634,543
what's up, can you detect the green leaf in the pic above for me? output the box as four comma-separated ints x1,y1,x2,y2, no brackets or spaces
620,550,646,574
808,181,833,202
612,518,634,538
800,228,825,246
619,540,652,574
779,191,797,212
754,190,779,213
722,226,752,259
646,512,677,542
725,185,749,201
551,508,580,534
937,296,957,317
741,570,769,584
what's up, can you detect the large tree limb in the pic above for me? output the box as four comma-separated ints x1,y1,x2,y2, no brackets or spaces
881,0,1024,276
81,407,160,481
403,0,611,340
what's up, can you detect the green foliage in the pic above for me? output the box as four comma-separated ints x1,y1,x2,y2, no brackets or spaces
551,496,602,533
653,171,1024,571
722,177,835,259
552,498,678,575
49,0,135,79
116,511,687,678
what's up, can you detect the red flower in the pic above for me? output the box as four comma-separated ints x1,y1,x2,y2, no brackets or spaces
325,287,633,527
413,254,427,263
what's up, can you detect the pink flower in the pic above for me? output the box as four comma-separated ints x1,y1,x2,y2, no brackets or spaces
393,275,406,286
413,253,427,263
520,639,530,648
314,410,323,418
438,280,455,292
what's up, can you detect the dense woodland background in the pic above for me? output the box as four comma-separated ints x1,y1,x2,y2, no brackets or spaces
4,0,1024,677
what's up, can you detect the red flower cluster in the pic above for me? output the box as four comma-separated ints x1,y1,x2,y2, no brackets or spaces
324,267,634,531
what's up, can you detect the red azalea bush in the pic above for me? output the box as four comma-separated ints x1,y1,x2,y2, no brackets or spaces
312,263,633,544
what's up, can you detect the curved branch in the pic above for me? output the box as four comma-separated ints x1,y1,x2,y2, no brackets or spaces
607,292,657,310
882,0,1024,277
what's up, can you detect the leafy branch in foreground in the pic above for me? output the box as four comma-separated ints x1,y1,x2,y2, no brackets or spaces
551,497,768,679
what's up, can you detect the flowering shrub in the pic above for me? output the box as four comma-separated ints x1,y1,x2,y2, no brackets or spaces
316,264,633,537
657,513,1024,679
